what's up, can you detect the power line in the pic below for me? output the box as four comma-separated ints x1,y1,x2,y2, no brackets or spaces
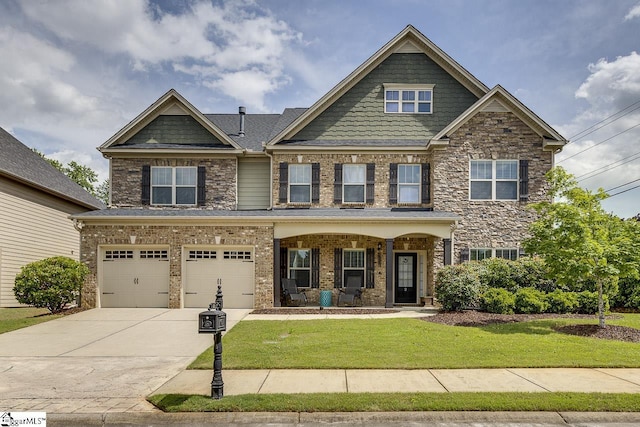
607,183,640,198
557,122,640,163
576,151,640,182
569,98,640,140
605,177,640,193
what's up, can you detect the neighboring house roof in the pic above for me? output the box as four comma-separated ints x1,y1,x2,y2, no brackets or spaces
99,89,243,153
267,25,490,145
206,113,281,152
430,85,567,150
0,127,105,210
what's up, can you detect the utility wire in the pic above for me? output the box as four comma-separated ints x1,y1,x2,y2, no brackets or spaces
605,177,640,193
568,99,640,143
557,122,640,163
607,183,640,198
576,151,640,181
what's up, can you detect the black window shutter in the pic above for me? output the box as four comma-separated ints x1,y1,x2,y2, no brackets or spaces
280,246,288,281
366,163,375,204
366,248,375,289
141,165,151,205
460,247,470,264
443,238,452,265
311,248,320,288
334,248,343,288
197,166,206,206
389,163,398,204
311,163,320,204
334,164,343,204
519,159,529,200
279,162,288,203
421,163,431,204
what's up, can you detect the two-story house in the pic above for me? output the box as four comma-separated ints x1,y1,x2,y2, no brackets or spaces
73,25,566,309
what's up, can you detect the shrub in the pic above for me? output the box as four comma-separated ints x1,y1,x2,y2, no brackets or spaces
514,287,548,314
435,263,484,311
576,290,609,315
611,277,640,310
513,257,556,292
479,258,519,292
13,256,89,313
481,288,515,314
545,290,578,314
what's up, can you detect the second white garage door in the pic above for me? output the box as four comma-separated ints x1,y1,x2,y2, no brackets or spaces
184,248,255,308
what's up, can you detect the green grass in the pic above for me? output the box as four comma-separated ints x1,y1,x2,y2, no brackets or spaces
0,307,61,334
190,314,640,369
149,392,640,412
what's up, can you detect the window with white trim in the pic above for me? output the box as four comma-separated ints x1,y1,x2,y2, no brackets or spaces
289,249,311,287
289,164,311,203
398,164,421,203
470,248,519,261
470,160,518,200
384,85,433,114
343,164,366,203
151,166,197,205
343,249,365,287
495,248,519,261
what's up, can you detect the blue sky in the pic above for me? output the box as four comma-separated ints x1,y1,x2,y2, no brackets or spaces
1,0,639,217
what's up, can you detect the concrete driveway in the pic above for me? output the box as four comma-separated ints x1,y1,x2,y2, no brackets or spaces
0,308,251,412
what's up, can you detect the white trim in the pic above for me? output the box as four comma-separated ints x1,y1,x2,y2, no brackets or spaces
342,164,366,204
288,164,312,204
469,159,519,201
384,86,434,114
150,166,197,206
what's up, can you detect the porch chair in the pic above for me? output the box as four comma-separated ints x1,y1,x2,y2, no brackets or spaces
281,278,307,307
338,276,363,307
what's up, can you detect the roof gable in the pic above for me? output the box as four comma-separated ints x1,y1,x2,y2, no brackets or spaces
268,25,489,146
100,89,242,153
430,85,567,150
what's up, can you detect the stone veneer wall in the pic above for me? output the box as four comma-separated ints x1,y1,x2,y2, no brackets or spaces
79,224,273,309
280,235,433,306
110,157,237,209
432,111,552,263
272,153,433,209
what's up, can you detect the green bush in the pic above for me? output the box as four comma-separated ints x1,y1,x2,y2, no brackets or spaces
513,257,557,292
514,287,548,314
545,290,578,314
611,277,640,310
479,258,519,292
13,256,89,313
435,263,484,311
575,291,609,315
481,288,515,314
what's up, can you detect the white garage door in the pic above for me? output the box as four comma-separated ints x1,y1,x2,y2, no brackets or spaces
101,248,170,308
184,248,254,308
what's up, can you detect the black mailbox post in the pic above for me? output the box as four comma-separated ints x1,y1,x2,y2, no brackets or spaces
198,285,226,399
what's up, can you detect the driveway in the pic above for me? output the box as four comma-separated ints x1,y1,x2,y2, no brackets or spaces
0,308,251,412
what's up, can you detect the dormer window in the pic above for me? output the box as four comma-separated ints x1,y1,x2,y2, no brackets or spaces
384,84,434,114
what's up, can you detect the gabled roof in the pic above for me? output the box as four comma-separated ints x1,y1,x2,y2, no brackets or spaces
99,89,243,153
0,127,105,210
267,25,489,146
430,85,567,150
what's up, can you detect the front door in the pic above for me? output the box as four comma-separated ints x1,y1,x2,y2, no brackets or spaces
395,253,417,304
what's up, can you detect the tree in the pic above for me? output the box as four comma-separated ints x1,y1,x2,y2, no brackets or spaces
523,167,640,327
14,256,89,313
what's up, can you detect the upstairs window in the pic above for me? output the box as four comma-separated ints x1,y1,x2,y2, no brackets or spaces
289,164,311,203
470,160,518,201
384,84,434,114
151,166,197,205
343,164,366,203
398,164,421,203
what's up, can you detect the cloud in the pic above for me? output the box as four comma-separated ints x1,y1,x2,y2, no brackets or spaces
624,2,640,20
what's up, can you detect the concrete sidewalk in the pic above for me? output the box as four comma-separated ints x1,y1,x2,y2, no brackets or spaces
155,367,640,396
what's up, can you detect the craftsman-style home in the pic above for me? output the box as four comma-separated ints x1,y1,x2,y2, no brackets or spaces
73,25,566,309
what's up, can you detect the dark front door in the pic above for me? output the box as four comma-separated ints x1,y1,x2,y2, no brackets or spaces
395,253,417,304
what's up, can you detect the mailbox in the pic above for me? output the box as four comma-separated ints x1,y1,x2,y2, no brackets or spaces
199,309,226,333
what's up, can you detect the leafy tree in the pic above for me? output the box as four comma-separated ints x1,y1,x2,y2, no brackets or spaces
523,167,640,327
14,257,89,313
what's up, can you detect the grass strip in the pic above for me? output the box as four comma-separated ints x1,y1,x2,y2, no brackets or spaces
0,308,60,334
149,392,640,413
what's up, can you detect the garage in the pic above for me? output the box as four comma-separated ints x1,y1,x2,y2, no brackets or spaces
100,248,170,308
184,247,254,308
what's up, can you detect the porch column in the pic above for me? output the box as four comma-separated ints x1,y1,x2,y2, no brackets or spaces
385,238,394,308
274,238,281,307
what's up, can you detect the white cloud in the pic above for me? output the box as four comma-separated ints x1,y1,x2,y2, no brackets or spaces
624,2,640,20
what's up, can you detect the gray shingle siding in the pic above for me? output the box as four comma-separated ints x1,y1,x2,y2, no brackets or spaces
291,53,479,141
123,115,226,147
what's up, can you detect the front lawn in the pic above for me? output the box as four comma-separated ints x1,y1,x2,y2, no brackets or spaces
0,307,62,334
190,314,640,369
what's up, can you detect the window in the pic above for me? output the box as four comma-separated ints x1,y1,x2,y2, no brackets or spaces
289,249,311,287
343,164,366,203
384,85,433,114
289,164,311,203
151,166,197,205
398,164,421,203
343,249,365,287
470,160,518,200
470,248,519,261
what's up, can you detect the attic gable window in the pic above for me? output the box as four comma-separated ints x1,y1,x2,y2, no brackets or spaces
384,84,434,114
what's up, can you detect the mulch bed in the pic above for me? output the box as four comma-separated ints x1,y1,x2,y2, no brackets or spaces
251,308,399,315
424,310,640,343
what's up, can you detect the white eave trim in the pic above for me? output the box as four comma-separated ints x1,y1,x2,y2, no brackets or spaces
267,145,429,152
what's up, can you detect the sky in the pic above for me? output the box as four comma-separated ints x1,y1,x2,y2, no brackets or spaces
1,0,639,218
